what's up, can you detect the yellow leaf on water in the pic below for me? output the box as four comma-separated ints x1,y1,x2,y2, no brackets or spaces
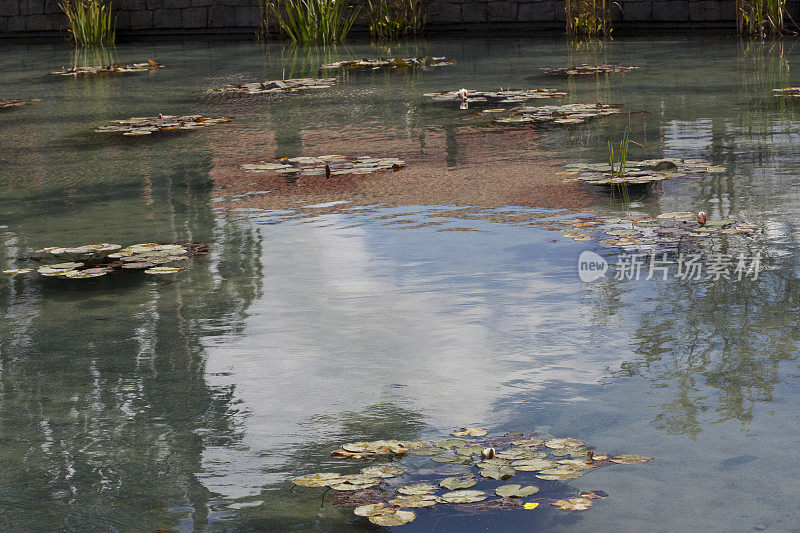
524,502,539,510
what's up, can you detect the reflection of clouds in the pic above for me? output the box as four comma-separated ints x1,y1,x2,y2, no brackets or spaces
200,213,630,499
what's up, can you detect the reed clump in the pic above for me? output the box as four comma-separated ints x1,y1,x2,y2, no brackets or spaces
737,0,790,36
368,0,427,41
60,0,115,46
565,0,612,38
270,0,359,44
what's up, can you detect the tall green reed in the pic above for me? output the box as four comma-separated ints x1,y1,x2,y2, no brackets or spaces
368,0,426,41
565,0,613,38
270,0,359,44
737,0,789,36
60,0,115,46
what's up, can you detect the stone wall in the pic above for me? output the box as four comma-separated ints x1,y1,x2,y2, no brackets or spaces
2,0,800,35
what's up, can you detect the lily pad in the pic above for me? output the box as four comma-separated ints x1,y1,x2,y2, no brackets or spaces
389,494,438,508
0,98,35,110
495,484,539,498
369,509,416,526
451,427,488,437
431,454,473,464
510,459,556,471
424,88,566,106
542,64,639,76
610,454,654,464
321,56,456,70
436,438,468,449
293,472,343,487
2,268,33,274
496,103,622,126
240,155,406,178
440,475,477,490
353,502,392,517
52,59,164,77
438,490,488,504
144,266,186,274
360,465,404,478
551,497,594,511
208,78,336,95
95,115,231,136
545,438,584,449
512,437,544,447
480,465,516,480
397,483,438,495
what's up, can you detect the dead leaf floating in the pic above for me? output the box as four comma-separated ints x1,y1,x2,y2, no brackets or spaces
208,78,336,95
51,59,164,76
95,115,232,136
321,56,456,70
610,454,654,464
551,497,594,511
0,98,34,110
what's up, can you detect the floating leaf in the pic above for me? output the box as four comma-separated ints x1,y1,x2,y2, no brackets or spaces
524,502,540,510
440,475,477,490
431,454,473,464
95,115,231,136
331,481,380,491
3,268,32,274
542,64,638,76
397,483,438,495
144,266,186,274
551,498,594,511
369,509,416,526
51,60,165,77
293,472,343,487
480,465,516,480
451,427,488,437
240,155,406,179
425,88,566,106
321,57,456,70
510,459,556,471
495,484,540,498
579,490,609,499
360,465,404,478
512,437,544,447
496,103,622,127
544,438,584,449
610,454,653,464
389,494,438,508
353,502,391,517
455,445,485,455
0,98,34,110
436,439,468,449
208,78,336,95
438,490,488,504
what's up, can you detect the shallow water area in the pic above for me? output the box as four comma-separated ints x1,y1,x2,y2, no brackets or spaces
2,34,800,531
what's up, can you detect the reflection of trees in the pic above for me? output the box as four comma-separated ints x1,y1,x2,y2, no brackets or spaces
0,163,262,529
606,266,800,438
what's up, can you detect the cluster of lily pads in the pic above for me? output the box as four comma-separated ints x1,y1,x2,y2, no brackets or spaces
95,115,232,136
542,65,639,76
207,78,336,95
241,155,406,178
495,103,622,126
0,98,31,110
561,158,726,186
2,242,208,279
772,87,800,98
424,88,566,105
51,59,164,77
293,428,652,526
541,212,759,249
321,56,456,70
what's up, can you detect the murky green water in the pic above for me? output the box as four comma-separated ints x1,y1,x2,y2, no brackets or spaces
2,34,800,531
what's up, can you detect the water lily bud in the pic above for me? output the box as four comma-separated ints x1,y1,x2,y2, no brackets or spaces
480,447,495,460
697,211,707,225
458,88,468,101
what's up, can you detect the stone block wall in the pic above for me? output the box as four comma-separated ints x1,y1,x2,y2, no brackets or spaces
2,0,800,35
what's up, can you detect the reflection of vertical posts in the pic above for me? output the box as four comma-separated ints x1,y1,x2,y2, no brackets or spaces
443,124,458,167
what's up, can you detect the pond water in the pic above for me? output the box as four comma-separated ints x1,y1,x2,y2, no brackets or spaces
2,33,800,531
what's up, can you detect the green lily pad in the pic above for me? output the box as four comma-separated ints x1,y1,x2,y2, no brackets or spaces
495,484,540,498
353,502,392,517
512,437,544,447
369,509,416,526
544,438,584,449
451,427,487,437
293,472,343,487
440,475,477,490
436,438,467,449
397,483,438,495
438,490,488,504
510,459,556,471
389,494,438,508
480,465,516,480
360,465,405,478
